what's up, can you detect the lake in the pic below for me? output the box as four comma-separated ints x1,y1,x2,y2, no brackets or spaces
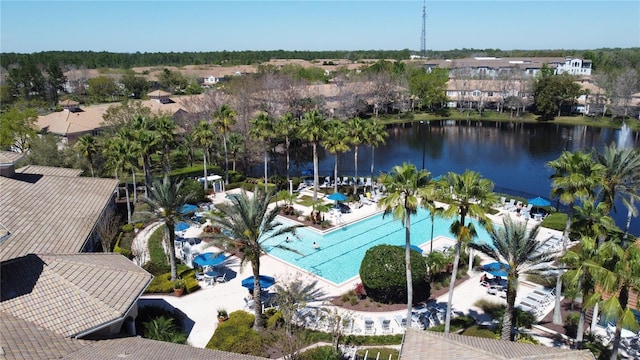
270,120,640,237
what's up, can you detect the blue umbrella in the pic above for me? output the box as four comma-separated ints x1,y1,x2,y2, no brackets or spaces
482,262,510,278
175,221,190,232
180,204,198,215
241,275,275,291
401,244,424,253
327,192,348,202
527,196,551,213
193,253,226,267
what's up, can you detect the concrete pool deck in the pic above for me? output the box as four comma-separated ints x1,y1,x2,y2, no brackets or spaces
137,188,563,348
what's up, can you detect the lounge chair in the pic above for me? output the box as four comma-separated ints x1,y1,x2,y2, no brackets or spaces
359,194,373,205
504,199,515,210
379,317,391,333
394,315,407,329
365,177,372,188
195,270,205,281
216,273,227,283
343,176,352,186
364,317,375,334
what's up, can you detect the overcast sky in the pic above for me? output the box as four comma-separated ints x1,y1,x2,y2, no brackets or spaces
1,0,638,53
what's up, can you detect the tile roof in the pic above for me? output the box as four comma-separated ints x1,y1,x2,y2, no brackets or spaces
0,168,117,261
0,151,25,165
15,165,83,177
62,337,268,360
0,253,152,337
400,329,595,360
0,312,88,360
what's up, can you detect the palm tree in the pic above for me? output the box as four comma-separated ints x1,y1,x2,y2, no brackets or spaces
322,119,349,193
590,239,640,360
104,137,136,224
561,235,602,349
142,176,196,281
192,120,216,192
470,216,556,341
75,134,98,177
299,111,328,202
249,113,275,192
131,115,160,198
143,316,187,344
422,189,444,253
548,151,605,324
154,115,176,175
346,117,366,193
572,199,617,245
438,170,497,334
275,112,298,181
212,104,236,185
365,119,388,181
226,132,244,172
206,188,301,331
593,143,640,242
272,276,325,336
378,163,431,327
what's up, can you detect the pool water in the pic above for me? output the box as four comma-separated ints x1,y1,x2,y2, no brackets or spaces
263,208,492,285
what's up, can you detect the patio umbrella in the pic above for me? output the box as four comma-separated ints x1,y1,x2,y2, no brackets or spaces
180,204,198,215
175,221,190,232
401,244,424,254
527,196,551,213
241,275,276,291
327,192,348,202
482,262,510,278
192,252,226,267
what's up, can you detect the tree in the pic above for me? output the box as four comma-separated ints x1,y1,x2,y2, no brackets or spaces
212,104,236,185
547,150,604,324
103,137,133,223
192,120,216,192
75,134,98,177
226,132,244,172
88,75,120,102
272,275,325,337
532,66,581,119
154,115,176,174
438,170,497,334
206,188,301,331
364,119,388,181
143,316,187,344
593,143,640,242
121,72,150,99
45,62,67,105
299,110,328,201
407,67,448,111
275,112,298,181
609,69,639,118
131,115,160,197
142,176,196,281
249,113,275,192
470,216,556,341
346,117,366,193
96,208,121,252
377,163,431,327
322,119,349,193
158,68,189,94
0,107,38,152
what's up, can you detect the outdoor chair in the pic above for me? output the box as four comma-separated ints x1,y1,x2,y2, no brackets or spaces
394,315,407,329
504,199,515,210
379,317,392,333
195,270,205,281
216,273,227,283
343,176,352,186
364,317,375,334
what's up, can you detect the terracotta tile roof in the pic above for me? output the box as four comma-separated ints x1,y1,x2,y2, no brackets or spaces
62,337,268,360
0,312,88,360
0,253,152,337
0,151,25,165
0,168,117,261
400,329,595,360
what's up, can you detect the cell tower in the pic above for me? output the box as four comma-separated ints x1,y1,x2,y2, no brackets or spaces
420,0,426,58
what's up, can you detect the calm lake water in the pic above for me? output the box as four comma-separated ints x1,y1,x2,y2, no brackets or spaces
271,120,640,237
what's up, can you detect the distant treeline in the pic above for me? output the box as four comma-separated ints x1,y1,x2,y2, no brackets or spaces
1,48,639,72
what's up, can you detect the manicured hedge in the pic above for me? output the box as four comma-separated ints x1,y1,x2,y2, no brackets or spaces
206,311,264,356
359,245,430,304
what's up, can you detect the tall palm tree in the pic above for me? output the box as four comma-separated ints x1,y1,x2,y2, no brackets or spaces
378,163,431,327
470,216,556,341
590,238,640,360
593,143,640,242
438,170,497,334
154,115,176,175
548,151,605,324
322,119,350,193
212,104,236,185
226,132,244,172
249,113,275,192
131,115,159,198
75,134,98,177
572,199,617,245
299,110,328,202
561,235,602,349
104,137,135,223
142,176,196,281
275,112,298,181
365,119,388,181
422,188,444,253
206,188,301,331
346,117,366,193
192,120,216,192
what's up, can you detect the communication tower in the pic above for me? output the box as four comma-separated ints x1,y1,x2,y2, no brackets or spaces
420,0,427,58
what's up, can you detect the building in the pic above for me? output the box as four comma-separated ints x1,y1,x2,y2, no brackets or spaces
555,57,592,76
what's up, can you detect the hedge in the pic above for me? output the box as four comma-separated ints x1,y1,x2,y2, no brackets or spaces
113,232,133,259
359,245,430,304
206,311,264,356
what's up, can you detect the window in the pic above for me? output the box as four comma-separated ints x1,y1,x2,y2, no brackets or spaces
472,90,481,97
488,91,494,97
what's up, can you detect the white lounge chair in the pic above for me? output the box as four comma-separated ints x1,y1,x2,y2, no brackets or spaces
216,273,227,283
504,199,515,210
364,317,375,334
379,317,391,333
343,176,351,186
394,315,407,329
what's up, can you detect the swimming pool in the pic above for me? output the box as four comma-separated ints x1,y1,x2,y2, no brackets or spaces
263,208,492,285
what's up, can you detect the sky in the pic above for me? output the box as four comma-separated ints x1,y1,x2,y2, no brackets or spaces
1,0,639,53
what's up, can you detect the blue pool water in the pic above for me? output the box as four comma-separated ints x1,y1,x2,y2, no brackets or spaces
263,208,492,285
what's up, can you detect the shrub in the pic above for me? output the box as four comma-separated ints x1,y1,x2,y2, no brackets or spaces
266,310,283,329
206,311,264,356
113,232,133,259
300,346,342,360
541,212,566,231
430,315,476,332
462,325,498,339
359,245,429,304
121,223,134,232
135,305,185,339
